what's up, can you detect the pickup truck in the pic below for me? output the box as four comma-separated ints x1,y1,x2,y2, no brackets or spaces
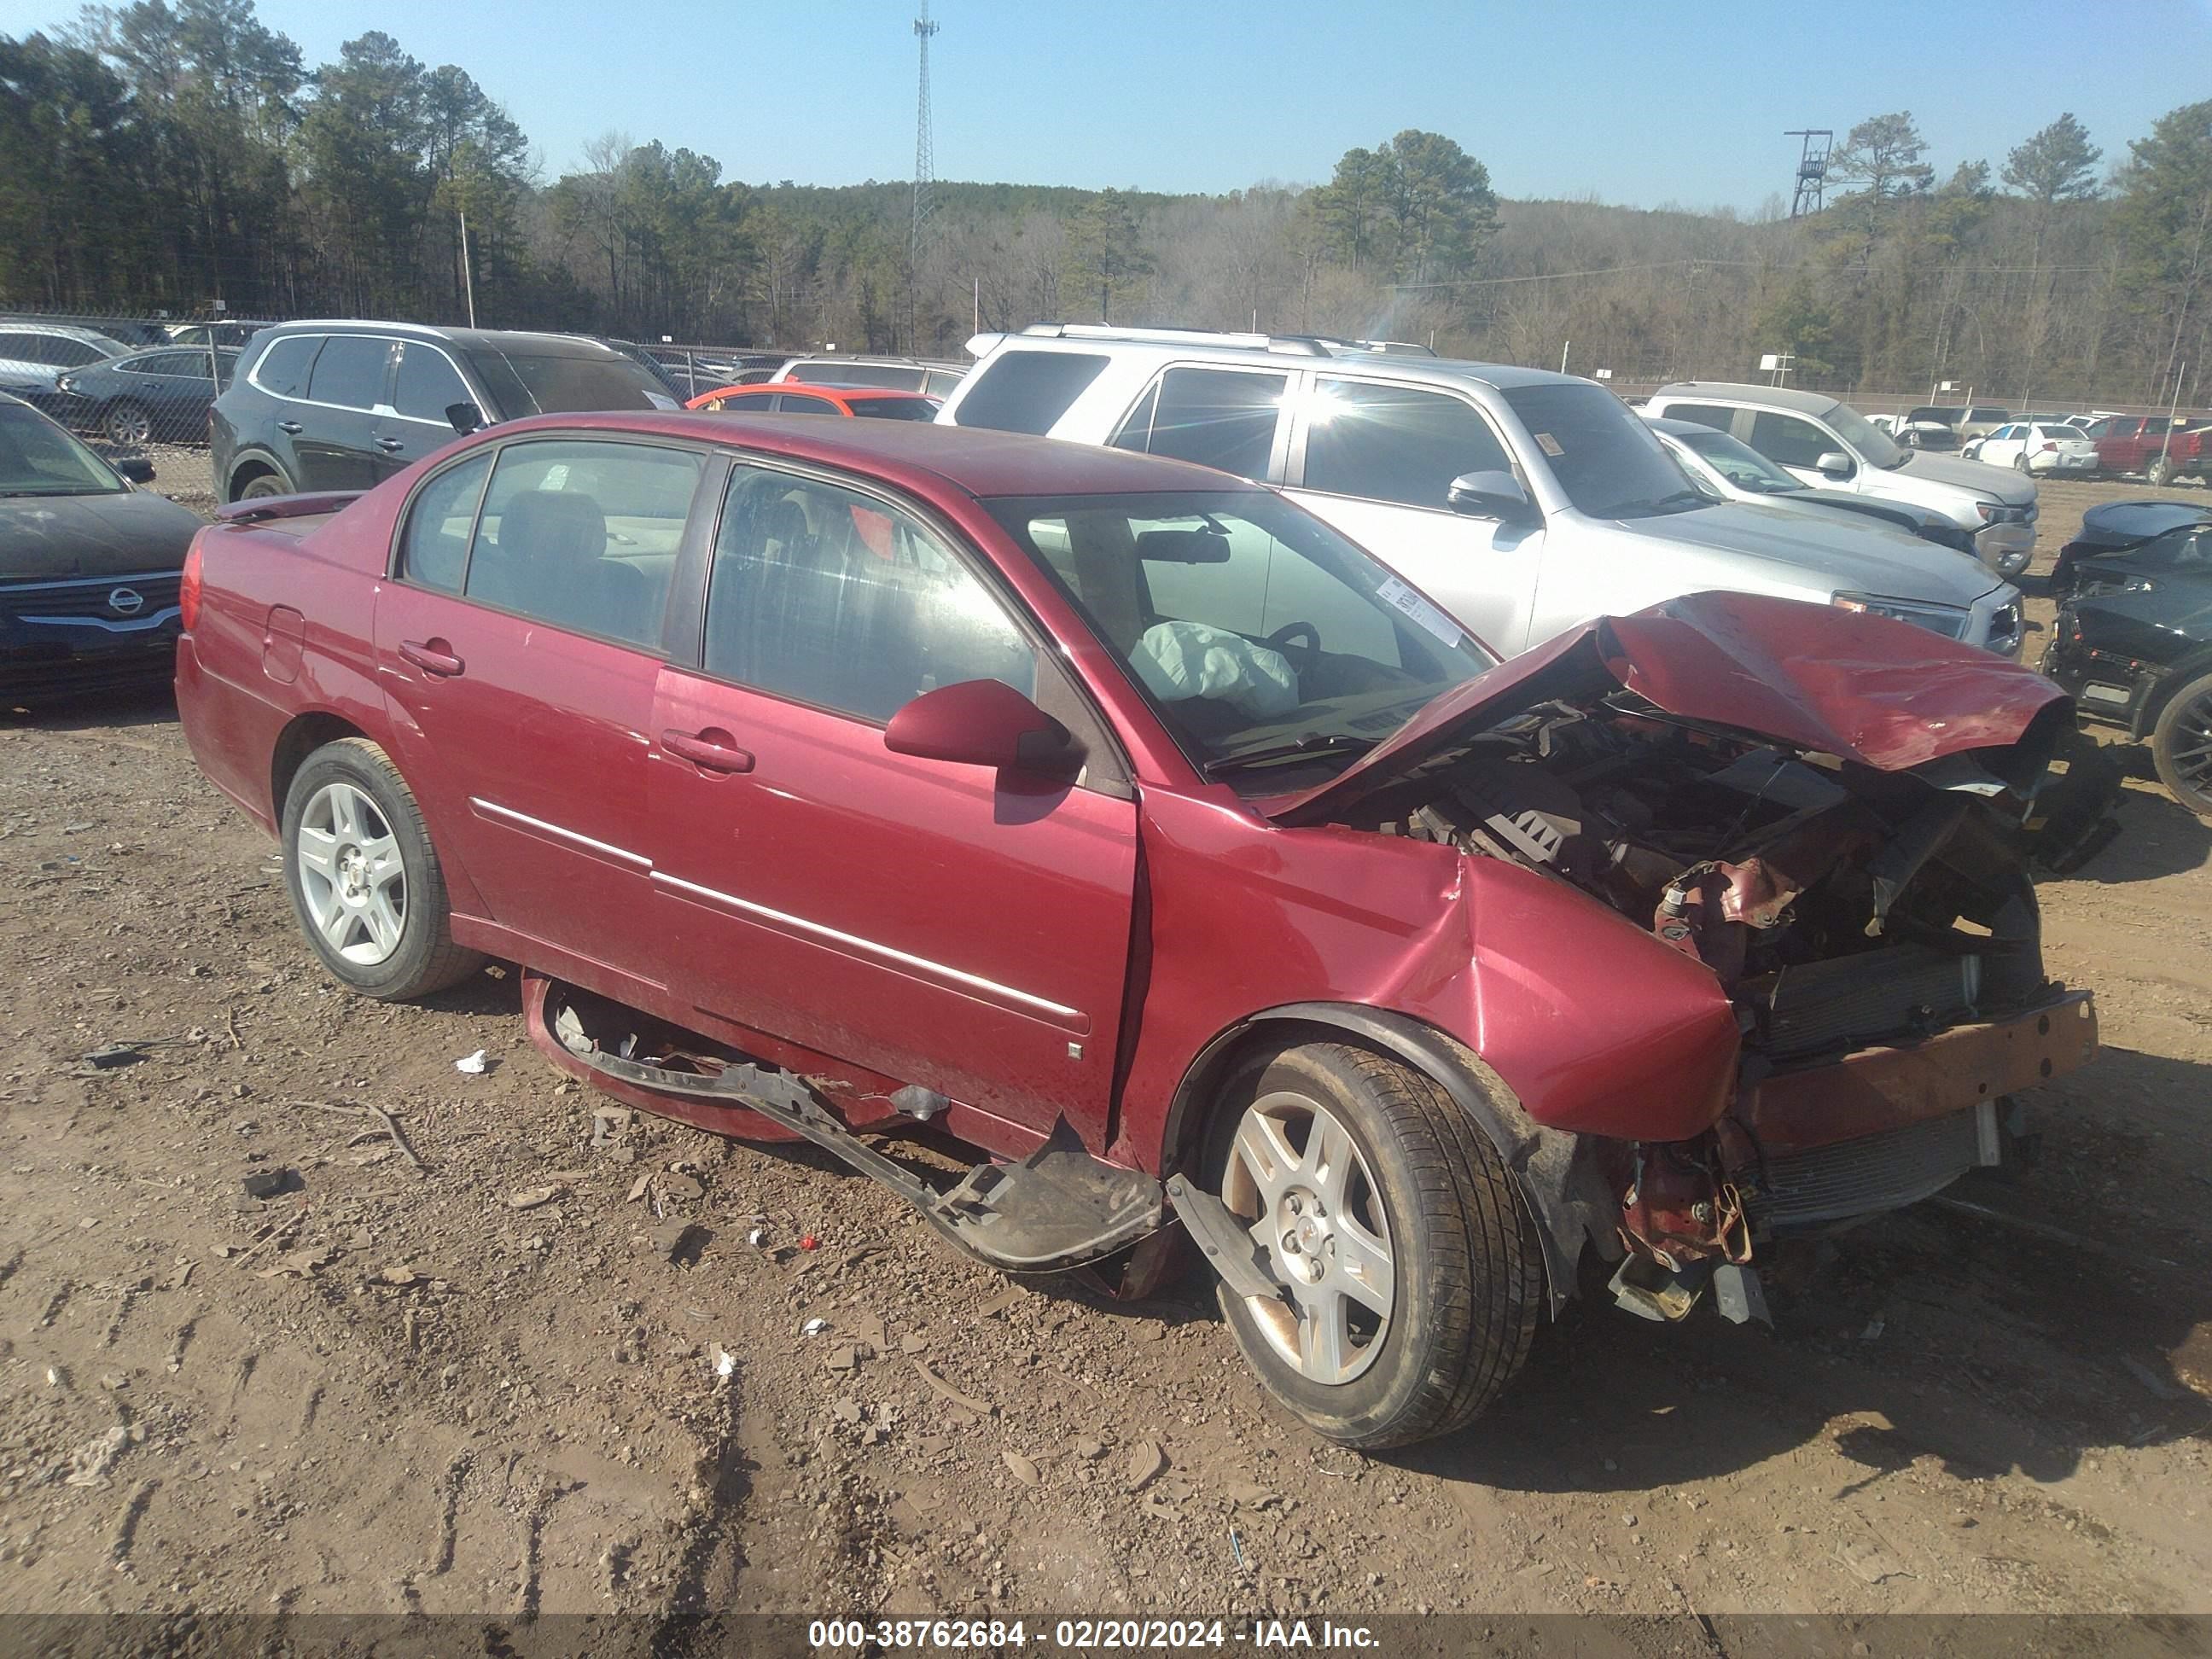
2087,416,2209,486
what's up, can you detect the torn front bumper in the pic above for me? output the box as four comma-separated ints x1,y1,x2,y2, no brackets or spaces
1730,990,2097,1229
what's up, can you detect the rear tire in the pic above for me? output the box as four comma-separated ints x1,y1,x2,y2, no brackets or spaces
234,467,294,502
2151,671,2212,818
1202,1041,1543,1450
279,738,484,999
2147,455,2178,488
103,400,152,447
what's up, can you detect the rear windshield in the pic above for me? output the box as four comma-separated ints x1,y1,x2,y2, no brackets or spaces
787,361,928,390
463,349,678,417
952,349,1109,434
0,402,125,496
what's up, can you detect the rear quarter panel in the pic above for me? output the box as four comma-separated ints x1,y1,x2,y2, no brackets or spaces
176,494,400,837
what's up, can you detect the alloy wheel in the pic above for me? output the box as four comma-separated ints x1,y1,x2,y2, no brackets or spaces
1221,1089,1394,1385
105,403,153,446
2167,687,2212,803
295,782,407,966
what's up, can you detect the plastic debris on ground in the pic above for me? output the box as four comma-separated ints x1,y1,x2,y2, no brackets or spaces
454,1049,492,1075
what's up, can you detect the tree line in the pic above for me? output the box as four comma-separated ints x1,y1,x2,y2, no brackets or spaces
3,2,2209,406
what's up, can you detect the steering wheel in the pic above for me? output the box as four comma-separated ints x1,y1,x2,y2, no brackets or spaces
1264,620,1322,678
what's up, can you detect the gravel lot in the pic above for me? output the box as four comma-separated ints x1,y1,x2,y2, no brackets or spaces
0,469,2206,1630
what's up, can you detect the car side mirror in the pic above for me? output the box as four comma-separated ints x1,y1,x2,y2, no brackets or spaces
445,401,486,435
884,679,1083,777
1446,469,1536,522
1815,451,1854,478
114,455,155,485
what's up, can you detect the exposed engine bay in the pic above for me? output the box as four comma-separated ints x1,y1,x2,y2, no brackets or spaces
1359,693,2051,1015
1350,689,2087,1319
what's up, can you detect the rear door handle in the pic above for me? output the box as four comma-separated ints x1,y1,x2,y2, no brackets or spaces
661,729,755,774
398,639,464,678
276,420,303,434
375,437,405,453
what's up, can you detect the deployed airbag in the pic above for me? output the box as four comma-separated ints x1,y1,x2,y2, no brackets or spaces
1130,620,1300,719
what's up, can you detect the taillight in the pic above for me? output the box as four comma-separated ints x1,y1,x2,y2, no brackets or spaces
179,538,203,632
2040,442,2058,452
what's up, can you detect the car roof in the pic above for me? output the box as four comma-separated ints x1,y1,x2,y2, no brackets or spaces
1655,381,1841,416
777,385,937,403
259,320,626,358
0,321,125,345
989,327,1585,393
482,410,1273,498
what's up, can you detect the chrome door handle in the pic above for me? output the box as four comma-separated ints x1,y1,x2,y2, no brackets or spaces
276,420,303,434
375,437,405,453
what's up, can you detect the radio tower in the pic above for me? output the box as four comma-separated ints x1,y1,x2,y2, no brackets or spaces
1786,129,1833,218
908,0,940,352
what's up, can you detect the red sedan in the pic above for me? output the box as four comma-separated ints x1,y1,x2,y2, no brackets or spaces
173,413,2095,1448
685,382,940,421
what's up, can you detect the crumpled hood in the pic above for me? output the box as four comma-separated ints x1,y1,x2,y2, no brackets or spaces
1891,451,2037,505
0,488,204,580
1266,590,2069,825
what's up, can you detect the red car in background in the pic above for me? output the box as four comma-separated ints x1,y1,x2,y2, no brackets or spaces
172,413,2097,1449
686,382,940,421
2087,415,2209,486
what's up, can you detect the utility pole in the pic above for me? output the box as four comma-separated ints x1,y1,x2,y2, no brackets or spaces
459,207,478,329
909,0,939,356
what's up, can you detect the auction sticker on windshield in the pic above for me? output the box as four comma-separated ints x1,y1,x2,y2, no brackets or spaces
1534,431,1564,457
1376,576,1464,646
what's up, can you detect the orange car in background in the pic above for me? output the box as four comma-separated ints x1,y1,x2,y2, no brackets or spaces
684,383,941,421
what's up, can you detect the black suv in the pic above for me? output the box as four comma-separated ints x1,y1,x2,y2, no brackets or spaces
210,323,679,503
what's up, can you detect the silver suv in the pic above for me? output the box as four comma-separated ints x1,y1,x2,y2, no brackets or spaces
1643,382,2038,577
940,325,2024,657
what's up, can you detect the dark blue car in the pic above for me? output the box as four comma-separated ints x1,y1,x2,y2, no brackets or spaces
50,346,238,446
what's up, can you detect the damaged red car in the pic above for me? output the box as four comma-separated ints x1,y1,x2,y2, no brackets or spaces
173,414,2098,1449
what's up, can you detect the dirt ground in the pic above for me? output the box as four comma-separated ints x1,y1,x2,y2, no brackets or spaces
0,463,2207,1628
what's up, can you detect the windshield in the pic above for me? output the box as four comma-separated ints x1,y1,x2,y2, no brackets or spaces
463,349,678,417
983,489,1497,786
1500,382,1708,517
1825,399,1907,468
1677,426,1805,494
0,402,124,496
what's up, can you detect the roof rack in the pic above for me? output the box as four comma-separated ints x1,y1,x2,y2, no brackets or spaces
1018,322,1334,358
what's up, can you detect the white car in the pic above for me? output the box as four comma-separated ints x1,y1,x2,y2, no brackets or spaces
1965,422,2099,476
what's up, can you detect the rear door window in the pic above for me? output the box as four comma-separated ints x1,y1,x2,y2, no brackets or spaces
398,453,493,593
1747,410,1835,469
393,342,474,422
1301,379,1509,509
774,393,840,415
952,349,1109,434
306,335,393,410
463,439,703,648
254,335,322,399
1658,401,1741,434
1111,366,1288,481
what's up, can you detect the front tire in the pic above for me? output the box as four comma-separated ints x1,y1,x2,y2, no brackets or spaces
280,738,484,998
2151,671,2212,818
1203,1042,1543,1450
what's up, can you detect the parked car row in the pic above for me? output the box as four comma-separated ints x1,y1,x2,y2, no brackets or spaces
19,311,2177,1449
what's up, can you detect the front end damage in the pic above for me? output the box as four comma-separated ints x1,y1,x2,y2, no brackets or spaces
1274,593,2105,1324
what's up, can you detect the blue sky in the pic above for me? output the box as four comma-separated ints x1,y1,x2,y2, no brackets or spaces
8,0,2209,208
